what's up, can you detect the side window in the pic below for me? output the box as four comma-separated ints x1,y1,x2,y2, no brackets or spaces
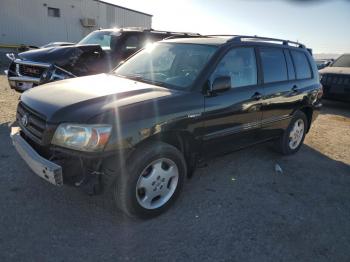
260,47,288,83
291,50,312,79
211,48,257,88
123,35,139,50
284,50,296,80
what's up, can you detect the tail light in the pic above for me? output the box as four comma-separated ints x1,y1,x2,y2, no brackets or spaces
317,84,324,99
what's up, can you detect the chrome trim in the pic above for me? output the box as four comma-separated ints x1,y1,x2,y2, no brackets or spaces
14,59,51,68
260,115,292,127
11,127,63,186
203,121,260,141
8,76,40,83
6,53,16,61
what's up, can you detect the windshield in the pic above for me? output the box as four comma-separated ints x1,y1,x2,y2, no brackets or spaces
332,54,350,67
114,43,217,89
78,31,121,50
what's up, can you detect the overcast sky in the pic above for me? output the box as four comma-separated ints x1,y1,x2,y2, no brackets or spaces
106,0,350,54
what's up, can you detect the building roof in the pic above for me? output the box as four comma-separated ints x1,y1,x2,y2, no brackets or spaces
96,0,153,17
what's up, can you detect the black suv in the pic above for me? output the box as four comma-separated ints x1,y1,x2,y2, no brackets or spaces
6,28,199,92
11,35,322,218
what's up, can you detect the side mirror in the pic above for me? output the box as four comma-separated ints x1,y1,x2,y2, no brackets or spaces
211,76,231,93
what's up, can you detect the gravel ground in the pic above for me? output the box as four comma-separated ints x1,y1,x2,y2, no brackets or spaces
0,76,349,262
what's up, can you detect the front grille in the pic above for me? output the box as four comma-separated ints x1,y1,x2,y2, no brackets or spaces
321,74,350,87
19,64,46,78
17,102,47,144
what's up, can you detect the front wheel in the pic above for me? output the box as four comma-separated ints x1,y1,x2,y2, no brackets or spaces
114,141,186,219
276,111,308,155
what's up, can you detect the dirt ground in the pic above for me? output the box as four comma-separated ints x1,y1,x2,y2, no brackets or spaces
0,75,349,262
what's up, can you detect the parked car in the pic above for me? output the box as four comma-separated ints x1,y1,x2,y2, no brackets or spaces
315,59,333,70
11,35,322,218
5,28,200,92
319,54,350,102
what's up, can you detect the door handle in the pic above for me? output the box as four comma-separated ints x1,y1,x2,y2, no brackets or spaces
251,92,262,100
291,85,299,92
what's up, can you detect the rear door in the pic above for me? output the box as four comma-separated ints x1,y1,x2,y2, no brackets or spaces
258,47,299,139
202,47,263,156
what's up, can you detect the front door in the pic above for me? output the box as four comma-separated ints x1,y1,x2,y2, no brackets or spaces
202,47,263,157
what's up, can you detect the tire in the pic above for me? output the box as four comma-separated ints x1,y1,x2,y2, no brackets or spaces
276,111,308,155
114,141,187,219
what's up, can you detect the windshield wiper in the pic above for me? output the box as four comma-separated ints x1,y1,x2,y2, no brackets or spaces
114,74,169,88
115,73,144,81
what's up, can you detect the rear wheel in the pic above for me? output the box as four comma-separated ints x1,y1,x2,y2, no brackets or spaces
276,111,308,155
114,141,186,218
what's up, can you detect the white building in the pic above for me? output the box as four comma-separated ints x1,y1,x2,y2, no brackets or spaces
0,0,152,46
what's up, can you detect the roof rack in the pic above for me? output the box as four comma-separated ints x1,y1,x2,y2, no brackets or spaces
227,35,306,48
115,27,201,37
163,33,202,40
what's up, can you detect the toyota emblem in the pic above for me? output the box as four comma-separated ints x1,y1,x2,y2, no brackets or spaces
21,114,29,127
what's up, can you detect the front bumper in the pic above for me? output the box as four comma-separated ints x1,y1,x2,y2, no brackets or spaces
11,127,63,186
6,59,51,91
6,59,76,92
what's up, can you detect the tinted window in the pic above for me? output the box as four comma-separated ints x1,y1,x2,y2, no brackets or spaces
124,35,139,50
291,50,312,79
211,48,257,88
260,48,288,83
284,50,296,80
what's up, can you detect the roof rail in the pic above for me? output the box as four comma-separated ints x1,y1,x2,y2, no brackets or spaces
148,30,201,36
163,33,202,40
228,35,306,48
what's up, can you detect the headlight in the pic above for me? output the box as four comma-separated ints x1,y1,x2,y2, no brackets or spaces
52,124,112,152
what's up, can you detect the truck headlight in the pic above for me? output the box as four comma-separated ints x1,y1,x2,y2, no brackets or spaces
52,124,112,152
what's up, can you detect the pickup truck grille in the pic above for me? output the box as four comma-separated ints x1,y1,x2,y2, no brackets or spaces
321,74,350,87
19,64,46,78
17,102,47,145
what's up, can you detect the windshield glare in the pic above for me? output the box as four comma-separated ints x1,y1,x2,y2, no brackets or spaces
332,55,350,67
78,31,120,50
114,43,217,89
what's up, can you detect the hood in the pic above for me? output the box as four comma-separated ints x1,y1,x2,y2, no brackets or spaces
18,44,103,67
20,74,175,123
319,66,350,75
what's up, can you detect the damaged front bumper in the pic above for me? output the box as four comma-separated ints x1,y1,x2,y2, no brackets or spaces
11,127,63,186
6,58,76,92
10,126,128,194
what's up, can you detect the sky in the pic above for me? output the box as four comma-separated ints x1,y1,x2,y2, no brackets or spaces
105,0,350,54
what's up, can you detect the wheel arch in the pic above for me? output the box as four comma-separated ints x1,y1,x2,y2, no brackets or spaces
134,130,199,177
299,106,313,132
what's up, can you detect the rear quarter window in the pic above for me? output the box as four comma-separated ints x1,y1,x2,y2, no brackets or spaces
260,47,288,83
291,50,312,79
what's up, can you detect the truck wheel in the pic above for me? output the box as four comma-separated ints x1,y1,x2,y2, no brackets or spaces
114,141,186,219
276,111,308,155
